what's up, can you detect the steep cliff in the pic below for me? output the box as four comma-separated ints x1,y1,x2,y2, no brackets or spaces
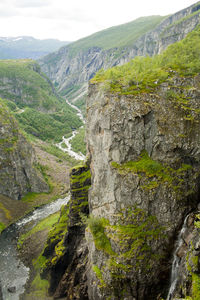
39,1,200,107
85,27,200,299
0,99,49,200
38,163,91,299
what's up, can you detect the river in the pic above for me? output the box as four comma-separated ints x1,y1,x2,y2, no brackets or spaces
56,100,86,161
0,195,70,300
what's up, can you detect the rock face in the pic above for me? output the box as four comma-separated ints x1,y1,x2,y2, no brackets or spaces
41,163,91,299
39,2,200,98
85,73,200,299
0,99,49,200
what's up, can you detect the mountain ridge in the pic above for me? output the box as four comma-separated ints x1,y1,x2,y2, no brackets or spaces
0,36,70,60
39,1,200,110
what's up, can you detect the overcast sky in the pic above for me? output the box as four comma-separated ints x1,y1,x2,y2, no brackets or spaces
0,0,198,41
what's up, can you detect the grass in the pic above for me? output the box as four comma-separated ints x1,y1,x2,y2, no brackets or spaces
0,202,12,220
70,127,86,155
91,25,200,95
87,216,115,256
0,222,6,233
20,212,62,299
88,207,165,291
63,16,165,52
192,273,200,300
111,150,192,193
40,142,79,165
0,59,83,143
15,106,82,143
18,212,60,248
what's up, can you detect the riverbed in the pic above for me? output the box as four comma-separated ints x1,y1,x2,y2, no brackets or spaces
0,195,69,300
56,100,86,161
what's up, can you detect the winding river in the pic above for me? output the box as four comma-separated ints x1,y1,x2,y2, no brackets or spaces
56,100,86,161
0,195,70,300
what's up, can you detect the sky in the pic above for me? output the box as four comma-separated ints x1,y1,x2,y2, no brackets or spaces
0,0,198,41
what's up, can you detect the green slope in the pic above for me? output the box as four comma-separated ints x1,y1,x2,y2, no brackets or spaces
0,59,82,142
68,16,165,51
92,25,200,95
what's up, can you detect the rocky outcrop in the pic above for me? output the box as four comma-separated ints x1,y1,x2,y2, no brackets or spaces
39,2,200,99
0,99,49,200
40,163,91,299
85,72,200,299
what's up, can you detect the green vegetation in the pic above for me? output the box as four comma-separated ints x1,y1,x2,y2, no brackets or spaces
71,127,86,155
30,274,49,299
0,59,83,142
75,95,87,116
92,265,106,288
18,212,60,248
91,25,200,96
15,106,82,142
0,60,58,109
111,150,192,194
88,216,115,255
0,202,12,220
66,16,165,52
36,204,70,271
192,273,200,300
40,143,78,165
88,207,164,293
21,212,62,299
0,222,6,233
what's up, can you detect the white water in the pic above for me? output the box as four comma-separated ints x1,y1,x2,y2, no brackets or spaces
56,99,86,161
66,99,85,124
0,195,70,300
167,215,189,300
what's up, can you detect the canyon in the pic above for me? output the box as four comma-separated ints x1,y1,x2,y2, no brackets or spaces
0,2,200,300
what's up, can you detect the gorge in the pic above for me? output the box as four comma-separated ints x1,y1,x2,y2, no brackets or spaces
0,1,200,300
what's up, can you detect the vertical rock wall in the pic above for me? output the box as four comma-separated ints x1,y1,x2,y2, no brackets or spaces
86,75,200,299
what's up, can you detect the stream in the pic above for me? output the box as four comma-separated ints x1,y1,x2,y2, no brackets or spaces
0,195,70,300
56,99,86,161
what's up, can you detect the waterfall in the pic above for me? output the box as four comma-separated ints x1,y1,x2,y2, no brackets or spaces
167,215,189,300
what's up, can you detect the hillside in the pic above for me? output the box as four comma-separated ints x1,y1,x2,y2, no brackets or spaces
64,16,164,52
39,1,200,112
0,59,82,142
0,98,49,201
0,36,70,60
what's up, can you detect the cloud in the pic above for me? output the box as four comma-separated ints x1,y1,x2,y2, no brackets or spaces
13,0,52,8
0,2,18,18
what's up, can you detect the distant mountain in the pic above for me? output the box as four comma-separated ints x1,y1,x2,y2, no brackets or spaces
0,36,70,59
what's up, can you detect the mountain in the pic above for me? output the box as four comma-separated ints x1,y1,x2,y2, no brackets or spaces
0,59,82,142
39,1,200,111
0,98,49,200
0,36,70,60
38,23,200,300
